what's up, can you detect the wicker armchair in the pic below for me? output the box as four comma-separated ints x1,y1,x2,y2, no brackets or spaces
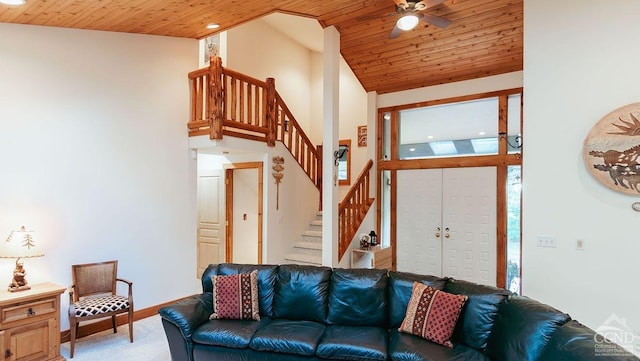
68,260,133,358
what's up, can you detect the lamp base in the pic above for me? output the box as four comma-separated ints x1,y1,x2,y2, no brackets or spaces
8,285,31,292
8,258,30,292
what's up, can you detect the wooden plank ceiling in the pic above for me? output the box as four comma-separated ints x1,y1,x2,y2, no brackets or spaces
0,0,522,94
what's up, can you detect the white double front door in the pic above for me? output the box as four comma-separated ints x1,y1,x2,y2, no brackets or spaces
396,167,497,286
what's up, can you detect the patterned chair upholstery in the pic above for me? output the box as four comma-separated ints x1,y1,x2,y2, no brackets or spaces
68,260,134,358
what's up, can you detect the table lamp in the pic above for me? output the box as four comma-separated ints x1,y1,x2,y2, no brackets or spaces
0,226,44,292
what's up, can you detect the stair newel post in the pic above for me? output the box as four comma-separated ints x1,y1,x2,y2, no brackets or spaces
265,77,277,147
209,56,224,140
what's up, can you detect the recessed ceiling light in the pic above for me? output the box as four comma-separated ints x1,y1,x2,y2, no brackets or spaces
479,131,486,136
0,0,26,5
206,23,220,29
427,135,434,139
409,148,416,152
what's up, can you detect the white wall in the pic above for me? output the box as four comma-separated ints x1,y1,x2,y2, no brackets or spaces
0,24,199,330
226,20,312,133
524,0,640,344
311,53,370,200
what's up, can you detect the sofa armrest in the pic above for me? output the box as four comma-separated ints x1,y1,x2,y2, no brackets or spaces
158,293,212,361
539,320,640,361
159,293,212,338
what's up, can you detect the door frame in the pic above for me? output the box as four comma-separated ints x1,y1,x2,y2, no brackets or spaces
376,88,523,288
224,162,264,264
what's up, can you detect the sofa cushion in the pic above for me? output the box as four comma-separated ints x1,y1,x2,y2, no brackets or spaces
538,320,639,361
216,263,279,318
327,268,388,327
444,278,511,351
192,318,271,349
486,296,570,361
389,271,448,329
389,329,491,361
399,282,468,348
249,319,326,356
316,325,387,361
210,270,260,321
273,264,332,323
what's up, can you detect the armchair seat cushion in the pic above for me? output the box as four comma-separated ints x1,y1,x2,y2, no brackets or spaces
316,325,387,361
192,318,271,349
73,295,129,317
249,319,326,356
389,329,491,361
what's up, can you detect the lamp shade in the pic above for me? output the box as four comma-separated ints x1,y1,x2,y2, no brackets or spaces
397,14,420,31
0,226,44,259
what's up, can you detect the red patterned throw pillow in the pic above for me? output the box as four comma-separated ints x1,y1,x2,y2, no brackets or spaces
210,270,260,321
399,282,468,348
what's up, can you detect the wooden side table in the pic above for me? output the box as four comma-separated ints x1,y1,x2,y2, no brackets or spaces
351,246,392,269
0,282,66,361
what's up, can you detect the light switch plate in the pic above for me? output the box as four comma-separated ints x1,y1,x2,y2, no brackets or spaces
536,235,557,248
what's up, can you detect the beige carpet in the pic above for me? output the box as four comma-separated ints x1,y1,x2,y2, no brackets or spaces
60,315,171,361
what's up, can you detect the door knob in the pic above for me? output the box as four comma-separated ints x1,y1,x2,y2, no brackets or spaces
444,227,450,238
435,227,441,237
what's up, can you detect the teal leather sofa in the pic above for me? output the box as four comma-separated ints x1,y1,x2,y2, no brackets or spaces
159,263,639,361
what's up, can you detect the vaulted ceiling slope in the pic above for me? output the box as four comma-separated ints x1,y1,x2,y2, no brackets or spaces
0,0,522,94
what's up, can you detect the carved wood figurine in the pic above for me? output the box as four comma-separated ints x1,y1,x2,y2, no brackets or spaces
272,156,285,210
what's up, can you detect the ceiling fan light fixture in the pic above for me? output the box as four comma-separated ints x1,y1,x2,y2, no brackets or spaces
0,0,26,5
396,14,419,31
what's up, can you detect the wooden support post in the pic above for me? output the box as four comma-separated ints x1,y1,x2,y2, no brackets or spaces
265,77,276,147
317,145,323,211
209,56,224,140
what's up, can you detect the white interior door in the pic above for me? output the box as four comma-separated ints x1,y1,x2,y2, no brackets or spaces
396,167,497,286
197,169,225,278
232,168,259,264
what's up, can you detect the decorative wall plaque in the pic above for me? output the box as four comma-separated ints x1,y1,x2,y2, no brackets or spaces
583,103,640,196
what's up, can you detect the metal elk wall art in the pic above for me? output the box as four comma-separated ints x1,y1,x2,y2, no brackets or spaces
583,103,640,196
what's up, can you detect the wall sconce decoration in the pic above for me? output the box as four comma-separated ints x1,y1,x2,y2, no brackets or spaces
357,125,367,147
272,156,285,210
498,132,522,150
0,226,44,292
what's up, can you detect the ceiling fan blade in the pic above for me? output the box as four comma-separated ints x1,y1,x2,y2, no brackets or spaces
420,13,452,28
389,25,402,39
415,0,446,9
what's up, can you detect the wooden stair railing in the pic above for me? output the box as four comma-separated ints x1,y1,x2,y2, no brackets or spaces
187,56,320,189
188,56,374,262
338,159,374,262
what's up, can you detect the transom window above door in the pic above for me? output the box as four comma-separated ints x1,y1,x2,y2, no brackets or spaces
396,94,521,160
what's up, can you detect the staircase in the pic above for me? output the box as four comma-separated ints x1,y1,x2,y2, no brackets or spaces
187,58,374,265
284,211,323,265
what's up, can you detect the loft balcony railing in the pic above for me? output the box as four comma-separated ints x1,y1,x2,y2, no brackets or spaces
187,56,373,262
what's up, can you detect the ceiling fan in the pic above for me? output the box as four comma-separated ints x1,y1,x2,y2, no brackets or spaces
358,0,451,39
